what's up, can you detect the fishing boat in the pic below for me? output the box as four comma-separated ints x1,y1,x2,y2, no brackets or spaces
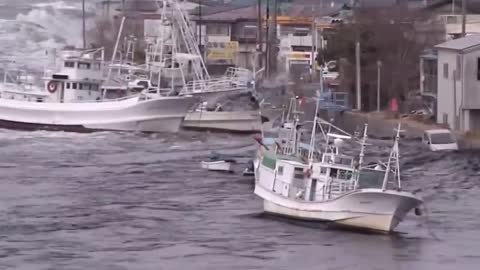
0,48,196,133
253,92,423,232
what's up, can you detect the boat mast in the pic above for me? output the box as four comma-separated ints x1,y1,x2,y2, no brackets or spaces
308,66,323,162
358,123,368,167
382,122,403,191
107,16,126,82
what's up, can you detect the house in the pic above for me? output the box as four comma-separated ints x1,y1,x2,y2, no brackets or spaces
434,34,480,133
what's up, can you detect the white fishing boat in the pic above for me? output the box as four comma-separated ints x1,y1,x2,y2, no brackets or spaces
255,123,423,232
0,48,196,132
201,160,233,172
253,90,423,232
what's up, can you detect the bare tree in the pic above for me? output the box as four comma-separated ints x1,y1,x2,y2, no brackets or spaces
319,5,443,111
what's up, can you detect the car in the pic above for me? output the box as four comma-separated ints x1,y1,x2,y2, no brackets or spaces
422,129,458,151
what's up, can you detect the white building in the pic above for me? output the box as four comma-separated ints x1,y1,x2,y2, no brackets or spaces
435,34,480,133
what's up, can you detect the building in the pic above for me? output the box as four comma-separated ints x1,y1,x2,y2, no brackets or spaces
434,34,480,133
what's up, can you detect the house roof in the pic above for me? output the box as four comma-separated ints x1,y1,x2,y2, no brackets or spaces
192,5,257,22
435,34,480,51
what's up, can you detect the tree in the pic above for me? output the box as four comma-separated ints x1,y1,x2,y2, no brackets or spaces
319,5,443,111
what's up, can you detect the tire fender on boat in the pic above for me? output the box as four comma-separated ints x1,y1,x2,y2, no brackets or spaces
47,81,57,93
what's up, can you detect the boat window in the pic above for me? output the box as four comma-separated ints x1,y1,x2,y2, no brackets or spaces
137,81,149,89
92,84,99,91
78,62,91,69
335,157,352,166
338,170,347,180
330,168,338,178
66,82,70,89
72,83,77,89
277,166,284,176
64,61,75,68
430,133,455,144
320,167,327,174
93,63,101,70
78,83,83,90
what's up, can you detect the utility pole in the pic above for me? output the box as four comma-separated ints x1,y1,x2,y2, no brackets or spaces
199,0,203,57
377,60,382,112
355,42,361,111
272,0,278,74
462,0,467,37
311,6,316,83
82,0,86,49
257,0,263,68
265,0,270,78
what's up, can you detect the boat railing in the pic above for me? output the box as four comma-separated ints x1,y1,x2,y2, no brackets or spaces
324,180,356,200
180,77,248,94
1,68,40,92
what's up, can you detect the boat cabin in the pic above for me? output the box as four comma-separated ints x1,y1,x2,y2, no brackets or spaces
43,48,105,102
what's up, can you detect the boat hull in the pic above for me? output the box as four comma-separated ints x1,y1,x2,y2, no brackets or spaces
0,96,197,133
201,161,232,172
255,185,422,232
182,111,262,133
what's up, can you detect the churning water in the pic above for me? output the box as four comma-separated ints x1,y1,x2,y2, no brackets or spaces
1,0,480,269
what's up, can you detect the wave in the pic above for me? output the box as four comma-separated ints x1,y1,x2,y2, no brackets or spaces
0,0,96,71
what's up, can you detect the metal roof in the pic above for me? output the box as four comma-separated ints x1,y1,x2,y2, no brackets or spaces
435,34,480,51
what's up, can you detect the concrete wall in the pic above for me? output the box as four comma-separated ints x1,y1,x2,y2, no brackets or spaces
436,49,462,130
462,49,480,110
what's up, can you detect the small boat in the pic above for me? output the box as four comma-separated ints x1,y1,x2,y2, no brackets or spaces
422,129,458,151
201,151,235,172
201,160,233,172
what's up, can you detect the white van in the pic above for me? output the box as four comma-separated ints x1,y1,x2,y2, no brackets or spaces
423,129,458,151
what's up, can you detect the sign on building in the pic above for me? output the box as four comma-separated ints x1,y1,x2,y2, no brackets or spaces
206,41,239,65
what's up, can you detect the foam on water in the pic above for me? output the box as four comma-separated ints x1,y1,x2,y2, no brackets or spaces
0,0,96,71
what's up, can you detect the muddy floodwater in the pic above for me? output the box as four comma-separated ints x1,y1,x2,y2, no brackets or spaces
0,129,479,270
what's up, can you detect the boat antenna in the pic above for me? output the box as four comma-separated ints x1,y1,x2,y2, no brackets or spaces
308,66,323,162
382,122,404,191
358,123,368,168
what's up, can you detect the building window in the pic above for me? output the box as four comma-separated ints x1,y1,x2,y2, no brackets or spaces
206,23,229,36
443,63,448,79
477,58,480,80
277,166,283,176
78,83,83,90
64,61,75,68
